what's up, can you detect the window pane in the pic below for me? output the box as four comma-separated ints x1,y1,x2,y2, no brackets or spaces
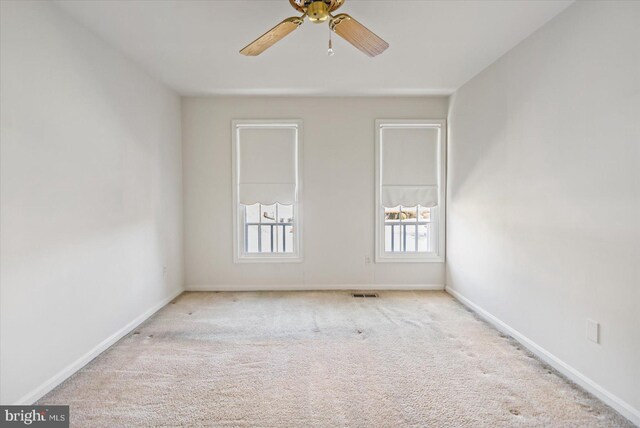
401,206,417,222
385,207,403,252
246,225,259,253
385,206,402,222
276,224,294,253
245,203,260,223
260,225,272,253
284,226,294,252
417,224,430,252
418,205,431,222
278,204,294,224
405,224,417,252
261,204,276,223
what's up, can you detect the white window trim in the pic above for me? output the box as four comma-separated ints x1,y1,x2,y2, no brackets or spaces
232,119,303,263
374,119,446,263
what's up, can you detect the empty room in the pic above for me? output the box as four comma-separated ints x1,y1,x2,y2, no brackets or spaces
1,0,638,426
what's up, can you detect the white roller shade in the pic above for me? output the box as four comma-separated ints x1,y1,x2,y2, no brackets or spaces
237,126,297,205
380,126,439,207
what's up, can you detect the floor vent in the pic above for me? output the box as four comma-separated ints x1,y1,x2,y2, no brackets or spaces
352,293,379,298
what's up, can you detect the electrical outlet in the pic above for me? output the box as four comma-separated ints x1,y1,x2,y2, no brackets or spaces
364,256,372,264
163,266,167,277
586,319,599,344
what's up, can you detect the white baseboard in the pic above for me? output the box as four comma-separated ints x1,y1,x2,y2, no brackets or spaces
16,287,184,405
445,286,640,427
185,284,445,292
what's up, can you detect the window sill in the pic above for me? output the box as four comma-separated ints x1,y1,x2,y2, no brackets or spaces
234,255,303,264
375,254,445,263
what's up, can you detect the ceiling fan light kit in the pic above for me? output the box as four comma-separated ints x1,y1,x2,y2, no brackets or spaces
239,0,389,57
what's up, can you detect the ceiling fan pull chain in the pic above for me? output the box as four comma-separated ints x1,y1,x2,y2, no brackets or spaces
328,26,335,56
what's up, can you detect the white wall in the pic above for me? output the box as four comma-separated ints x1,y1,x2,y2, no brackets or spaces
447,1,640,423
183,97,448,289
0,1,183,404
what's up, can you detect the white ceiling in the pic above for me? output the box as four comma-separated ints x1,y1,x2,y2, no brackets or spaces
55,0,573,96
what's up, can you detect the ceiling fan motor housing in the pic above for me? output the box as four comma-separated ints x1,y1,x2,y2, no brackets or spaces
307,1,330,23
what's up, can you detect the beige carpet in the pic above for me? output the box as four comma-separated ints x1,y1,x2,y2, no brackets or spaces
39,291,632,427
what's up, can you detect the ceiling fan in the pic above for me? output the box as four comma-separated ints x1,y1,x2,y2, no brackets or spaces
240,0,389,57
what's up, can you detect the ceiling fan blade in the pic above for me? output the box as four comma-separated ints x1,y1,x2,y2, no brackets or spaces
240,16,304,56
329,14,389,57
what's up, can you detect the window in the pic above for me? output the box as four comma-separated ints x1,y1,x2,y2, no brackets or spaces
232,120,302,262
375,120,445,262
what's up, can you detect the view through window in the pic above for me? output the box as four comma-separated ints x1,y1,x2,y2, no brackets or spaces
243,203,294,253
384,205,433,253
